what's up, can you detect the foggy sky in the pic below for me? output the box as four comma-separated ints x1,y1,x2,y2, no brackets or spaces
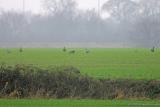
0,0,107,14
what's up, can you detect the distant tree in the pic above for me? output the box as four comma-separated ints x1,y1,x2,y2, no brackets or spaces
111,0,160,47
102,0,138,22
43,0,77,19
139,0,160,17
0,11,27,42
130,16,160,47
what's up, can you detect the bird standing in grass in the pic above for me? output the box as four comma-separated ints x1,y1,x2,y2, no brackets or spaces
85,49,90,54
63,47,67,52
151,46,155,52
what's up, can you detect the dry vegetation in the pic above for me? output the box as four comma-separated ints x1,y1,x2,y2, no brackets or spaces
0,64,160,99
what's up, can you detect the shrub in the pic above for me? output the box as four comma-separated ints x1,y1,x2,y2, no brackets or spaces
0,64,160,99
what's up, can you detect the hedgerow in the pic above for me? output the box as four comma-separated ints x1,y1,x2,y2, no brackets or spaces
0,64,160,99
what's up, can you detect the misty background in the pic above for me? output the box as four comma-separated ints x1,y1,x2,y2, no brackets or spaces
0,0,160,48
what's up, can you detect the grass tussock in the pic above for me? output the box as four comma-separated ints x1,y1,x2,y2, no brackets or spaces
0,64,160,99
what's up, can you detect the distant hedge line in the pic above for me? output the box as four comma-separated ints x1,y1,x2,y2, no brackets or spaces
0,65,160,99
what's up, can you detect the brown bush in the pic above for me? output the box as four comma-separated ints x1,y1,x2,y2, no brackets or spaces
0,64,160,99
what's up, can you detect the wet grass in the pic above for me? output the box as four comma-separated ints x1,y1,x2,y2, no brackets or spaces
0,48,160,79
0,99,160,107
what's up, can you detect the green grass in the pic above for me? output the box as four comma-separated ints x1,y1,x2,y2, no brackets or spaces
0,48,160,79
0,99,160,107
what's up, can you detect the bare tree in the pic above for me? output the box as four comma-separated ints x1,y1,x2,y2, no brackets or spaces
102,0,138,22
130,15,160,47
129,0,160,47
139,0,160,17
0,11,27,42
43,0,77,19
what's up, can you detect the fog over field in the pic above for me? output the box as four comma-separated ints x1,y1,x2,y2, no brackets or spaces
0,0,160,48
0,42,129,48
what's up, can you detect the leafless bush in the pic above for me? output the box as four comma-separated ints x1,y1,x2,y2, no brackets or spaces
0,64,160,99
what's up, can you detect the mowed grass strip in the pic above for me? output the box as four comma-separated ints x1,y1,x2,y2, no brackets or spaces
0,99,160,107
0,48,160,79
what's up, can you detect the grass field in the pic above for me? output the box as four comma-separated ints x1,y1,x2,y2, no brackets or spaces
0,48,160,79
1,48,160,106
0,99,160,107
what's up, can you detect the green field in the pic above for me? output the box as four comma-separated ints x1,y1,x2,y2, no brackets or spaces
0,99,160,107
0,48,160,79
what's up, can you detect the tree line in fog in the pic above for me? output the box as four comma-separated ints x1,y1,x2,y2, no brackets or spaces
0,0,160,47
